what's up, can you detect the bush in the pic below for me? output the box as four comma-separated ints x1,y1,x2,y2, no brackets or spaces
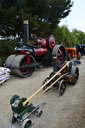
0,40,16,65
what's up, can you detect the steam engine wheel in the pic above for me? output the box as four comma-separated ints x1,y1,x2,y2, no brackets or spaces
52,45,66,64
20,55,35,77
5,54,35,78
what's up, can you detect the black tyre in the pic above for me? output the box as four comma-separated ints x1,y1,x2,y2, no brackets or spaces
58,80,66,96
70,66,79,85
22,119,32,128
36,110,43,117
66,62,72,72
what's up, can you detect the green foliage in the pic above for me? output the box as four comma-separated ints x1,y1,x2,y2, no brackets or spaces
53,25,72,46
0,40,16,64
0,0,73,38
72,29,85,44
53,25,85,46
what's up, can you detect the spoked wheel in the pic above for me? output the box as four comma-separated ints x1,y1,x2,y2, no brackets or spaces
48,35,56,49
20,55,35,77
22,119,32,128
52,45,66,64
58,80,66,96
70,66,79,85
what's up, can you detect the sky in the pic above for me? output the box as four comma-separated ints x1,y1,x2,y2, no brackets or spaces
59,0,85,32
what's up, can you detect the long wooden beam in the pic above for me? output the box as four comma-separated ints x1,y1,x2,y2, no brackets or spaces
27,72,69,105
23,61,70,107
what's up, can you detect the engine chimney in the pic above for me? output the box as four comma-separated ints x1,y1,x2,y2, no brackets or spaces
24,20,29,44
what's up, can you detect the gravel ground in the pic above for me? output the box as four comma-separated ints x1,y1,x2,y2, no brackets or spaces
0,57,85,128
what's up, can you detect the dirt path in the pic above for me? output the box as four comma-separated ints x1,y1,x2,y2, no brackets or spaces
0,57,85,128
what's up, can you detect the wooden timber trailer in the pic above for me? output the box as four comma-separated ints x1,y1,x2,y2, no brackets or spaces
10,50,79,128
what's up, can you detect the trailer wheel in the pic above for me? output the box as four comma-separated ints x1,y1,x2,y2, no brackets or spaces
58,80,66,96
70,66,79,85
22,119,32,128
36,110,43,117
66,62,72,72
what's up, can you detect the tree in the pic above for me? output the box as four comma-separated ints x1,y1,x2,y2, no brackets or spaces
0,0,73,38
53,25,85,46
53,25,73,46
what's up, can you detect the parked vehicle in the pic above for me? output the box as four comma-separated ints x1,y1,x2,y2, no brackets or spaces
66,47,81,61
76,44,85,56
5,20,66,77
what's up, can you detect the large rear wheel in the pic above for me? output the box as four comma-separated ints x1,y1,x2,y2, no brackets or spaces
70,66,79,85
20,55,35,77
5,55,35,78
52,45,66,64
58,80,66,96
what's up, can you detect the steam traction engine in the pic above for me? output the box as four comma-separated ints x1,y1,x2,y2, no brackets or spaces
5,20,65,77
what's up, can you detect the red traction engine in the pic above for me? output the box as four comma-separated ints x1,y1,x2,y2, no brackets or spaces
5,20,65,77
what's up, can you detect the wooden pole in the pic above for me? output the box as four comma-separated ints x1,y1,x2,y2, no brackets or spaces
23,61,70,106
27,72,69,106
